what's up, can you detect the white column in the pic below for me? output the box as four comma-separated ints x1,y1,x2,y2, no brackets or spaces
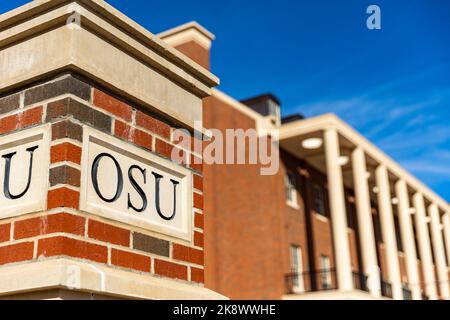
395,180,421,300
375,165,403,300
352,147,380,297
429,204,450,299
413,193,438,300
324,128,353,291
443,213,450,267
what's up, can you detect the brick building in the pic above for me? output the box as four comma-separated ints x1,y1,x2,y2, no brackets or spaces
160,22,450,300
1,0,449,301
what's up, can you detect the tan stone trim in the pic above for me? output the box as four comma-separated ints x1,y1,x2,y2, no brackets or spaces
0,0,220,129
158,21,215,50
158,21,215,42
79,126,194,243
0,258,227,300
0,0,218,88
0,124,51,220
0,133,43,151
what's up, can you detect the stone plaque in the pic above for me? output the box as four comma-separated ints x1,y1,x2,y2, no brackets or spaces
0,125,50,218
80,127,193,241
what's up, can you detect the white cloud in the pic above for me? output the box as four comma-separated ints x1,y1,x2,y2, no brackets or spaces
290,69,450,200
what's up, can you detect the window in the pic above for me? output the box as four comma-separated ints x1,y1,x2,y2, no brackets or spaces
443,229,449,266
413,220,421,260
290,245,304,293
374,212,383,244
346,198,357,229
428,223,437,264
285,172,298,207
394,212,403,252
313,184,326,216
267,99,279,117
267,99,281,126
320,255,332,290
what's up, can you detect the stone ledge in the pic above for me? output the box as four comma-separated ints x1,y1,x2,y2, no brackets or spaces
0,258,228,300
0,0,219,130
0,0,218,87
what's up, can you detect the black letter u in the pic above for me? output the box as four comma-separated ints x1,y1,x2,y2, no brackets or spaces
152,172,179,221
2,145,39,200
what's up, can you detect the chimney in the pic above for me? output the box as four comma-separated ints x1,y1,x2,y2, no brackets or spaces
158,21,215,70
241,94,282,126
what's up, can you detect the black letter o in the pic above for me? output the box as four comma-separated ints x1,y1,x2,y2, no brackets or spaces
91,153,123,203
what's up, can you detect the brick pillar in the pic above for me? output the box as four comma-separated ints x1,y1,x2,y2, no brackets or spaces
0,0,222,300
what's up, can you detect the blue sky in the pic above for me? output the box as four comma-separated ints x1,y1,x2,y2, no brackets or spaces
2,1,450,200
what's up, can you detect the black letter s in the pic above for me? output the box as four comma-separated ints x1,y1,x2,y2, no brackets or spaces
128,165,148,213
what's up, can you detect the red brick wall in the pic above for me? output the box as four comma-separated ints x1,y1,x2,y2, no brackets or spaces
203,95,285,299
203,93,389,298
202,92,412,298
175,41,211,70
0,74,204,285
277,153,310,290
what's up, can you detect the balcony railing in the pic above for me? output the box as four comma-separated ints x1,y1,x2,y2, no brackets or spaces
380,280,393,299
286,269,369,294
352,271,369,292
286,270,396,298
402,286,413,300
285,269,337,294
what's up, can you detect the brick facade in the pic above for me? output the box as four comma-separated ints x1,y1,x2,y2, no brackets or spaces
203,95,285,300
202,93,434,298
166,20,441,301
0,73,205,286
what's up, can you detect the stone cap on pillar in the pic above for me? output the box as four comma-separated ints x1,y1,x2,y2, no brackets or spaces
158,21,216,50
0,0,224,300
0,0,220,130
